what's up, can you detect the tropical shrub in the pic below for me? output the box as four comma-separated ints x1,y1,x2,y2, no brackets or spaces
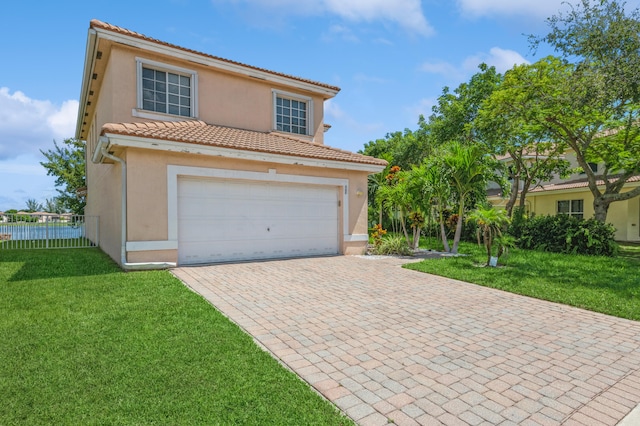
370,224,387,247
373,236,413,256
517,214,618,256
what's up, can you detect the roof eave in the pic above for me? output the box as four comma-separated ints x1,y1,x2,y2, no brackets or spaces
75,28,98,140
102,132,387,173
92,25,340,99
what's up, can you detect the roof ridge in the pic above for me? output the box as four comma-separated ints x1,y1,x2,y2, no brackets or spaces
89,19,340,93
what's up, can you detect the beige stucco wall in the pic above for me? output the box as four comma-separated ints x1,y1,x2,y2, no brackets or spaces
85,152,124,263
118,148,370,264
89,44,326,148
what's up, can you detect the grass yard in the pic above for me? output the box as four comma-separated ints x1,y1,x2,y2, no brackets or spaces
619,242,640,264
0,249,352,425
405,241,640,321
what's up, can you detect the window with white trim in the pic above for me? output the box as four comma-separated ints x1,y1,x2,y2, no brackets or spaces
273,90,312,136
137,59,197,118
557,199,584,219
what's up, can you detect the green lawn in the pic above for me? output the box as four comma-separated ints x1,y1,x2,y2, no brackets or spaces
619,242,640,264
0,249,352,425
406,241,640,321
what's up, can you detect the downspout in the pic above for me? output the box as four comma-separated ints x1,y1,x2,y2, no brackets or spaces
98,137,176,270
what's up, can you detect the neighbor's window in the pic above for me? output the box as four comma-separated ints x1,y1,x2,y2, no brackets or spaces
137,59,197,118
273,90,313,136
580,162,598,174
557,199,584,219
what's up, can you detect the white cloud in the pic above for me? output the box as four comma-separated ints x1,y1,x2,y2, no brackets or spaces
0,154,58,211
324,99,347,120
0,88,78,160
420,61,464,79
323,0,433,35
322,24,360,43
324,99,383,134
421,47,529,79
456,0,570,19
463,47,530,73
213,0,433,36
456,0,640,19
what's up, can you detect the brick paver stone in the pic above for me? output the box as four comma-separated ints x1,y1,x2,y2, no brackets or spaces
172,256,640,425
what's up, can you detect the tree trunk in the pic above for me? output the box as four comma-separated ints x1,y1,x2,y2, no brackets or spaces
505,176,520,218
451,196,465,254
593,196,610,223
400,213,410,246
518,173,533,211
484,229,492,266
412,226,421,250
439,211,450,252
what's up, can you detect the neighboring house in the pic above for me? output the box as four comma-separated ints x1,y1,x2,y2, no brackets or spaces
75,20,387,268
488,151,640,242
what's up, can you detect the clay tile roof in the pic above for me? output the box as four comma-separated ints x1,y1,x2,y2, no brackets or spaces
530,174,640,193
101,120,388,167
90,19,340,94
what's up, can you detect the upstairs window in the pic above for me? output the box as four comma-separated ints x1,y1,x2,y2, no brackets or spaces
557,199,584,219
136,59,197,118
273,90,313,136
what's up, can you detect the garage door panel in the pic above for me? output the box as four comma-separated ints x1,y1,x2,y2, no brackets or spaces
178,177,339,264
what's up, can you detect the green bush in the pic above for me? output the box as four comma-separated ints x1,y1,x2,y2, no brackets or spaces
374,236,413,256
516,214,618,256
6,214,38,223
508,206,527,240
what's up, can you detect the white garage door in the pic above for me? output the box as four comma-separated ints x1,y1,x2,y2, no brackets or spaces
178,177,339,264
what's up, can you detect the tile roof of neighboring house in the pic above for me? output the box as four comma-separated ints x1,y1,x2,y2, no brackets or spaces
101,120,388,167
90,19,340,93
529,174,640,193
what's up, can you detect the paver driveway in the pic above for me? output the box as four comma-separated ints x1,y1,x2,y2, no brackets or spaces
172,256,640,425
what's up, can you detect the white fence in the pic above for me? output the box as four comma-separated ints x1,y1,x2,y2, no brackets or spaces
0,214,99,249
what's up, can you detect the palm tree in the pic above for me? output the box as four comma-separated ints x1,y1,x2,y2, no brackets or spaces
25,198,43,213
410,159,452,252
467,206,511,266
368,158,392,227
44,197,64,214
443,143,493,254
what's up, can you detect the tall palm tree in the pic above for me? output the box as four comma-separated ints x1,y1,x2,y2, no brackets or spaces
443,142,493,253
411,159,452,252
25,198,43,213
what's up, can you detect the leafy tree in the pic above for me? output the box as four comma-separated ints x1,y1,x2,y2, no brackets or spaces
421,63,503,149
361,129,430,171
25,198,43,213
478,61,572,217
40,138,86,215
529,0,640,222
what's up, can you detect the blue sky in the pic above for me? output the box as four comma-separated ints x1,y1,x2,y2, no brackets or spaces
2,0,637,211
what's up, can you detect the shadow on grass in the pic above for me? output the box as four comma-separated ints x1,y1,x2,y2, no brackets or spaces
618,242,640,264
406,243,640,320
0,248,120,282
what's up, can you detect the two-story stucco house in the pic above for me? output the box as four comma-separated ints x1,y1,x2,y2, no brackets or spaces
488,150,640,242
75,20,387,268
